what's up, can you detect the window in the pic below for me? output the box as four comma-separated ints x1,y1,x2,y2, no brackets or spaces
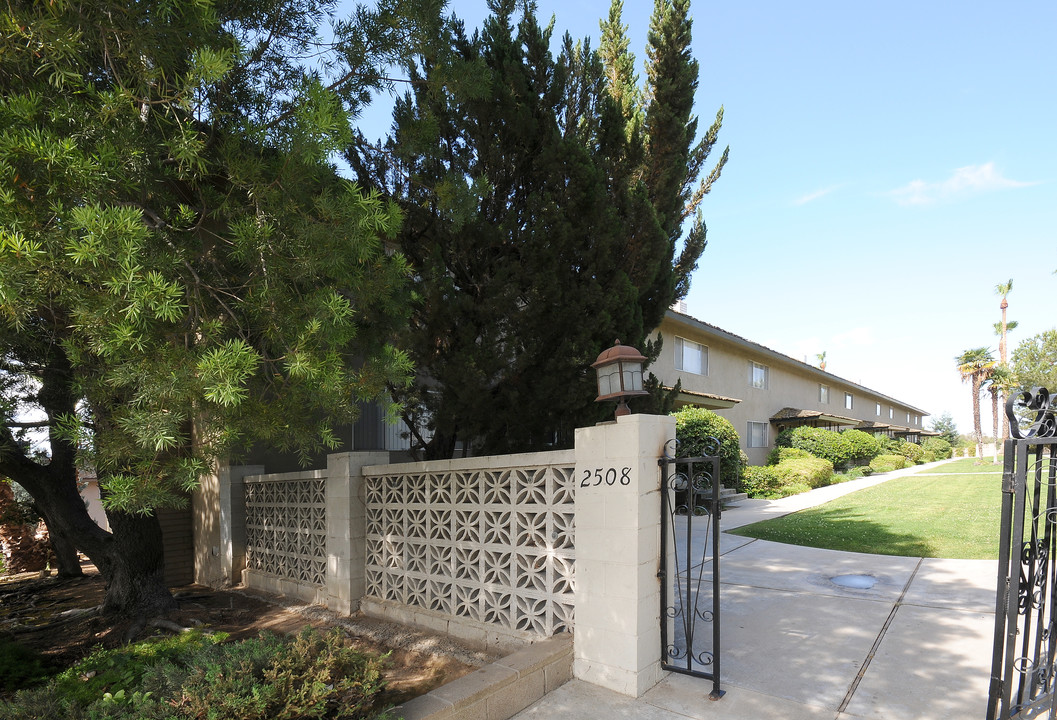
876,402,882,416
751,362,769,389
906,412,911,423
845,392,854,410
914,415,919,425
748,421,769,448
889,408,894,419
819,385,829,403
674,336,707,375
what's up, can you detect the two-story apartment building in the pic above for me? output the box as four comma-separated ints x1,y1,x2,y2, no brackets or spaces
654,309,932,465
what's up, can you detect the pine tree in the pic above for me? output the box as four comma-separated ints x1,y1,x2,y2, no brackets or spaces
0,0,420,616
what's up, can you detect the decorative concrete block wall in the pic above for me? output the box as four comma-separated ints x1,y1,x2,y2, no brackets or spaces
361,451,576,649
243,469,328,602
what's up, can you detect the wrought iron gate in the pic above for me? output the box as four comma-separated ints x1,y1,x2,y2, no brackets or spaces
659,438,724,700
988,388,1057,719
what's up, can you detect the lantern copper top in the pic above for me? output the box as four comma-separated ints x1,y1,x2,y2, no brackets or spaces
591,340,646,369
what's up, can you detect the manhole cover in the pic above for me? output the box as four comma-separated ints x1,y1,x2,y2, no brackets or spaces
830,574,877,590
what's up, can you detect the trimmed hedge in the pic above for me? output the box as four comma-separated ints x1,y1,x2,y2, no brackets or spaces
842,429,882,464
870,454,907,473
776,426,852,468
673,407,742,489
742,456,834,499
766,447,811,465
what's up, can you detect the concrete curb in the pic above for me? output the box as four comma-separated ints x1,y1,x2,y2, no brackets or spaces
393,633,574,720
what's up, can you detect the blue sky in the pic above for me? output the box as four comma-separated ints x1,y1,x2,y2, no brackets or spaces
354,0,1057,437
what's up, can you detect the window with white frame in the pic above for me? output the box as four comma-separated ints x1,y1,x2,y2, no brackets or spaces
748,421,769,448
674,336,707,375
889,408,894,419
820,384,829,403
751,362,769,389
906,411,911,423
876,402,881,416
914,415,919,425
845,392,854,410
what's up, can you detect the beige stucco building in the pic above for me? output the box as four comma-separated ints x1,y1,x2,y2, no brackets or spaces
652,310,931,465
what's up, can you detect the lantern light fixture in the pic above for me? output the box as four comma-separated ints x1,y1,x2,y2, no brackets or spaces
592,340,649,418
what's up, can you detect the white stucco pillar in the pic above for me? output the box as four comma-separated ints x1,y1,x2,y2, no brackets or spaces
573,413,674,697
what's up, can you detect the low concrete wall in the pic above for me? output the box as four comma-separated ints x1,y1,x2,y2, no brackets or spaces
393,634,573,720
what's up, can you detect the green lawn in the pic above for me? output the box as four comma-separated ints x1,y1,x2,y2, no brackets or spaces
727,458,1004,559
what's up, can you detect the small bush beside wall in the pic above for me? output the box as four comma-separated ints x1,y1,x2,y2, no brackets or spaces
673,407,743,489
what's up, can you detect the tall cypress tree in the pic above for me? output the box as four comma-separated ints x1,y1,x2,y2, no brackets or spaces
604,0,729,306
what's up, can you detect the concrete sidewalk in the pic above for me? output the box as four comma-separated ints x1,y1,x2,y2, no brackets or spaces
513,459,1001,720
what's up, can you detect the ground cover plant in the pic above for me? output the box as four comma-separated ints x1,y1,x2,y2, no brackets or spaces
0,627,389,720
729,458,1002,558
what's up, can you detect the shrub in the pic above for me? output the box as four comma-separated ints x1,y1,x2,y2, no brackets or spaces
780,457,835,488
922,450,936,462
841,429,882,464
898,441,924,464
921,436,952,460
673,407,742,489
3,628,386,720
870,454,907,473
766,447,811,465
779,426,852,468
0,638,50,691
742,456,834,499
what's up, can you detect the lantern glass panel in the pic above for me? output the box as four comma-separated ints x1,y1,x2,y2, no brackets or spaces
598,365,620,396
622,363,643,392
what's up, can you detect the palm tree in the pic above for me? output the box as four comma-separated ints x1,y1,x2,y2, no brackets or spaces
996,279,1014,364
993,316,1019,442
956,347,995,461
983,365,1016,463
816,351,827,371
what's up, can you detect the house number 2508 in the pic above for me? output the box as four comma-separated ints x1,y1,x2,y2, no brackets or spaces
580,467,632,487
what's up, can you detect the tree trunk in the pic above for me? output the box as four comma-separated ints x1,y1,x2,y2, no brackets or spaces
991,391,1000,464
40,508,83,578
101,510,176,616
972,375,984,461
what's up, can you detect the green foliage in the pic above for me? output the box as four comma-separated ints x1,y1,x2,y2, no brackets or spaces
767,447,811,465
672,407,742,489
0,0,420,517
0,638,51,691
870,454,907,473
1012,329,1057,393
778,426,853,469
928,412,959,445
921,436,953,460
1,628,385,720
52,631,226,706
841,429,882,464
742,456,833,499
898,441,924,464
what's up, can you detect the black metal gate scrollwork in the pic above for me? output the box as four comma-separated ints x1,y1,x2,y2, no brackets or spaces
659,437,724,701
988,388,1057,719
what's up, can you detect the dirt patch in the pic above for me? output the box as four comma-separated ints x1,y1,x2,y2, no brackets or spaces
0,564,498,705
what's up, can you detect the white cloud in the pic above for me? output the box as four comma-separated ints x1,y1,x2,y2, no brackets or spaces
793,185,840,206
888,162,1039,206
